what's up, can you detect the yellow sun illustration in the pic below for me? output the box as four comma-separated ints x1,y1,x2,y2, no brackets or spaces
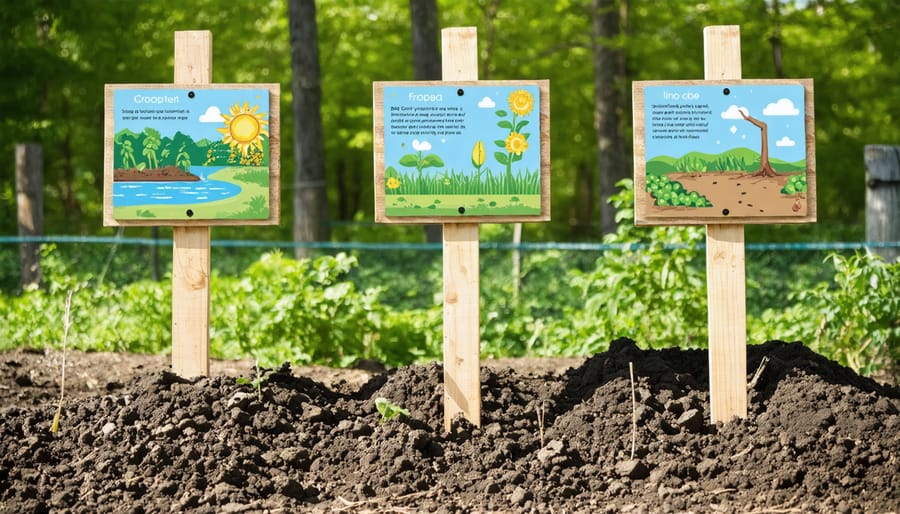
217,102,269,157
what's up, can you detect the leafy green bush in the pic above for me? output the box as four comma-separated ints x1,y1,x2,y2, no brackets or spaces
529,179,708,356
781,174,807,195
211,251,434,367
646,174,712,207
749,252,899,380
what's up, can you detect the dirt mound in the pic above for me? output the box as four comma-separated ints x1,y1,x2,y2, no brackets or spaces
1,340,897,513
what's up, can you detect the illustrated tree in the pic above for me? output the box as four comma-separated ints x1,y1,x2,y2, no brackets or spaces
175,143,191,171
120,139,137,169
142,128,161,170
739,110,778,177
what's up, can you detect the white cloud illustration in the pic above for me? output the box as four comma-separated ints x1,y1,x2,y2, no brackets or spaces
721,105,749,119
763,98,799,116
775,136,796,147
477,96,496,108
412,139,431,151
199,106,222,122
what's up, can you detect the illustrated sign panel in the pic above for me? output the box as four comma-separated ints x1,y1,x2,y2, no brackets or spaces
374,80,550,223
103,84,280,226
633,80,815,225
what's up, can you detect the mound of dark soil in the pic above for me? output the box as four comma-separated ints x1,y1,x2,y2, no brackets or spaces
114,166,199,182
1,340,897,513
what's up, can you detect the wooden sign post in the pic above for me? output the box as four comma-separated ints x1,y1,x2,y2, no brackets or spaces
633,26,816,423
441,28,482,433
373,27,550,430
103,31,280,377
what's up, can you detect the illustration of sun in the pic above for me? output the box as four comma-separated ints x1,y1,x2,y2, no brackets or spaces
217,102,269,157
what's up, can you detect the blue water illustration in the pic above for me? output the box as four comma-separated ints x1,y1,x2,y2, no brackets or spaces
112,166,241,206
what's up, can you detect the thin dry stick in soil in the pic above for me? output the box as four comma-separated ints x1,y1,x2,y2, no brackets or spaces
747,355,770,391
536,401,546,449
629,361,636,460
51,290,74,433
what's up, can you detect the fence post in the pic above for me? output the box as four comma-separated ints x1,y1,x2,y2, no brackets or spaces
15,143,43,289
865,145,900,262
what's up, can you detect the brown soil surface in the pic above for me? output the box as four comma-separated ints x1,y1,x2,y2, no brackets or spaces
114,166,200,182
1,340,897,513
652,172,806,218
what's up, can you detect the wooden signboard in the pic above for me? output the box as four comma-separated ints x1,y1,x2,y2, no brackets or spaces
373,80,550,223
633,79,815,225
103,84,280,226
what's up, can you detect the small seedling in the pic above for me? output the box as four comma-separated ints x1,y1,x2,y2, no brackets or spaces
51,291,74,433
374,397,409,424
236,359,274,402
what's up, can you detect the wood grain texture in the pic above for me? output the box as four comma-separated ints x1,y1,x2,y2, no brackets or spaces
632,78,815,226
442,223,481,431
171,31,212,378
171,225,211,378
372,79,550,224
440,27,481,431
704,25,747,423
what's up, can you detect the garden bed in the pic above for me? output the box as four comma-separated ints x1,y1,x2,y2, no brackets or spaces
1,339,897,513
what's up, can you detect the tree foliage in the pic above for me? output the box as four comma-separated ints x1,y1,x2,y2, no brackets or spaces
1,0,896,240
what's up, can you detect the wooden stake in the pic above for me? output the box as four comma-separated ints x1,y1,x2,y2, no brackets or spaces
441,27,481,431
171,31,212,377
703,25,748,422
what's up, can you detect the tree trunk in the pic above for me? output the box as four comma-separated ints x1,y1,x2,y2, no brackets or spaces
15,144,43,289
289,0,329,259
769,0,785,78
575,161,595,236
592,0,627,236
740,110,778,177
409,0,443,244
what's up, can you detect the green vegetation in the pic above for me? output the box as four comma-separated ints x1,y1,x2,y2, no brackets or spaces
3,1,894,238
114,129,271,171
374,397,410,424
1,182,896,382
236,359,275,402
781,174,807,195
648,148,805,175
385,167,540,196
646,174,712,207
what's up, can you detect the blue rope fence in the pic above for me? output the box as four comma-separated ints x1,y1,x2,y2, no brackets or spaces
1,235,899,252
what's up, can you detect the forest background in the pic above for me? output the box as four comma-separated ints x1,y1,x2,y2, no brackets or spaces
2,0,897,243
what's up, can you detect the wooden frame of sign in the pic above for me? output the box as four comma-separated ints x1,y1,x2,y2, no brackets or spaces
633,79,815,226
103,83,280,227
373,80,550,224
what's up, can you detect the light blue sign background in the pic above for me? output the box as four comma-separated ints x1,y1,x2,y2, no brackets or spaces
113,88,269,141
644,84,805,163
383,85,541,175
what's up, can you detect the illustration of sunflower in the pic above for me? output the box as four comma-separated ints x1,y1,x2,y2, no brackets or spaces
508,90,534,116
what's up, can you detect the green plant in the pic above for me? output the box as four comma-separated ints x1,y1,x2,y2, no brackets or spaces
374,397,409,424
398,139,444,174
236,359,274,402
781,174,807,195
646,174,712,207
